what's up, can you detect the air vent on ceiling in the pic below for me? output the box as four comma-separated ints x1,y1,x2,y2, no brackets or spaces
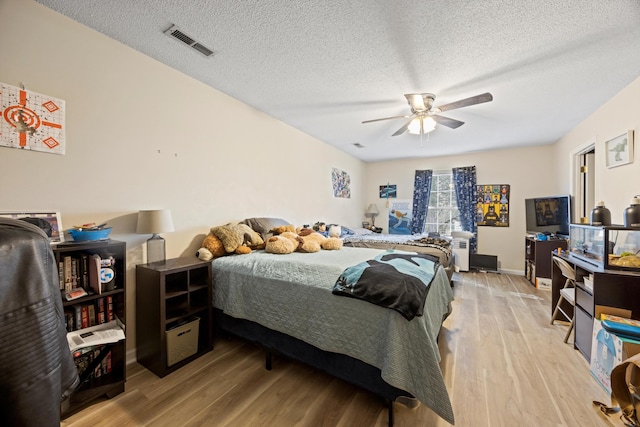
164,24,214,57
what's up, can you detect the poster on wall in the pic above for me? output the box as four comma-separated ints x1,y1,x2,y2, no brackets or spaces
379,184,396,199
331,168,351,198
0,82,65,155
388,199,412,235
476,184,510,227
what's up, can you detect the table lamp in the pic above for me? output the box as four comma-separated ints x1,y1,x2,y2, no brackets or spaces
365,204,380,227
137,209,174,263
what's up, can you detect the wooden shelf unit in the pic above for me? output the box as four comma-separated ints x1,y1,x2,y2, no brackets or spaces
524,237,567,285
53,239,127,417
136,257,213,378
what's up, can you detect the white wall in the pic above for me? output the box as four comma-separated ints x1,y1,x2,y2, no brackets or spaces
553,76,640,221
0,0,365,354
365,145,557,273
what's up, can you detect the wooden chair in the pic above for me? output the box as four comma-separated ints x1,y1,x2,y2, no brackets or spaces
551,256,576,343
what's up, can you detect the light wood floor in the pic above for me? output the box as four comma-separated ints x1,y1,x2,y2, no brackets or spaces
61,272,613,426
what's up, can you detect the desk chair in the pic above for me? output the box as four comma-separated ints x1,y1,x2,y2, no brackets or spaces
551,256,576,343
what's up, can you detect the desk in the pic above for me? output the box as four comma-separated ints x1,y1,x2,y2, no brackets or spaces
551,251,640,361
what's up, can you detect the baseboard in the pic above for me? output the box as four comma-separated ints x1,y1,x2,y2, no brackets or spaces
126,348,137,367
500,268,525,275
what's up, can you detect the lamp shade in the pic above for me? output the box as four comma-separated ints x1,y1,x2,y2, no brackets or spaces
136,209,174,234
408,116,436,135
365,204,379,216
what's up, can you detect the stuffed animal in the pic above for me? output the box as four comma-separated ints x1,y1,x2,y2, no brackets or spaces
262,227,343,255
298,228,342,251
269,224,296,235
328,225,341,238
312,222,326,232
196,232,227,261
265,232,300,254
283,230,319,253
196,222,265,261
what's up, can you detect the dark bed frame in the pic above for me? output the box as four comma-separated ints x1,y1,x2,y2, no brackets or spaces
214,309,412,426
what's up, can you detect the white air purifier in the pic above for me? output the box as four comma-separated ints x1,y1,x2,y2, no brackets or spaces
451,231,474,272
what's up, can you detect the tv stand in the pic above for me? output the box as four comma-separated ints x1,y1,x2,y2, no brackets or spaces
524,237,567,285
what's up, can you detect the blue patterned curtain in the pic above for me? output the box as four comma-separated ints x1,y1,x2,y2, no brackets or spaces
411,170,433,235
452,166,478,253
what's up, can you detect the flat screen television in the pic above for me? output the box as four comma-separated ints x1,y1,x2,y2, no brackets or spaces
525,195,572,237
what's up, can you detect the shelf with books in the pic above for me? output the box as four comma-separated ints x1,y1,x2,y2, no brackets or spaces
52,239,126,418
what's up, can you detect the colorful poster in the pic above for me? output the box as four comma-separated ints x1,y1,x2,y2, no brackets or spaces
1,82,65,155
389,199,412,235
476,184,510,227
379,184,396,198
331,168,351,198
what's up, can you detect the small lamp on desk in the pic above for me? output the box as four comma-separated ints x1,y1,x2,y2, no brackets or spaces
365,204,380,228
136,209,174,263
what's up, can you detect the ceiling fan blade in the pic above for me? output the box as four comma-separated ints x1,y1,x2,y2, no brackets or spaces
362,115,410,124
437,92,493,113
432,115,465,129
392,118,414,136
405,94,426,111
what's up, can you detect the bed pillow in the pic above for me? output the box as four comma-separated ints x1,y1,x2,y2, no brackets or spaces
241,217,290,239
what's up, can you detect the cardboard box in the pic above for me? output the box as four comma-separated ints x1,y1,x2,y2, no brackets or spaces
590,306,640,393
166,317,199,367
535,277,551,290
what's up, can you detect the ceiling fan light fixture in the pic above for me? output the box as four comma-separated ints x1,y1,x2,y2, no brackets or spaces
408,116,436,135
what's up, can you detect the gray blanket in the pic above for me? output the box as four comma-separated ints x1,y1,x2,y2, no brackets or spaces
212,247,454,424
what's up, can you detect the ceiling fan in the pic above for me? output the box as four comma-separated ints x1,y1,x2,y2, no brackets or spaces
362,92,493,136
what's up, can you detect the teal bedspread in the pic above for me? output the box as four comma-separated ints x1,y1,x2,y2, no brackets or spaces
212,247,454,424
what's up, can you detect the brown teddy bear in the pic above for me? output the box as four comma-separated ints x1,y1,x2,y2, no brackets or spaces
269,224,296,235
298,228,343,250
196,232,227,261
264,229,342,255
196,223,265,261
264,232,300,254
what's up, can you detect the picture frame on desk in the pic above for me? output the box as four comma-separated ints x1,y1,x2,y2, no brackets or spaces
605,130,634,168
0,210,64,243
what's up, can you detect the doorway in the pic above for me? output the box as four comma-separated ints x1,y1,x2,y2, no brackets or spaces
574,145,595,223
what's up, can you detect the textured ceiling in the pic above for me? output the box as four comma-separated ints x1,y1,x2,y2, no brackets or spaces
36,0,640,162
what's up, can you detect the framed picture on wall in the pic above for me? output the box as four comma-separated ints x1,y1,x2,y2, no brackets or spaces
0,211,64,243
605,130,634,168
379,184,396,199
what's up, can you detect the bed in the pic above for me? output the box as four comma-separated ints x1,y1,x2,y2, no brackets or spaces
342,231,454,280
211,246,455,425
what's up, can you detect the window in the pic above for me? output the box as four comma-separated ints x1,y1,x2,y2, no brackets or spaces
424,172,460,236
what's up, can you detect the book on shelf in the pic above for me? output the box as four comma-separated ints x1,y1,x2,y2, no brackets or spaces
96,297,106,325
88,304,96,327
63,256,73,292
81,305,89,329
88,253,102,295
64,287,88,301
106,295,114,321
72,345,113,380
80,254,89,289
58,261,65,289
